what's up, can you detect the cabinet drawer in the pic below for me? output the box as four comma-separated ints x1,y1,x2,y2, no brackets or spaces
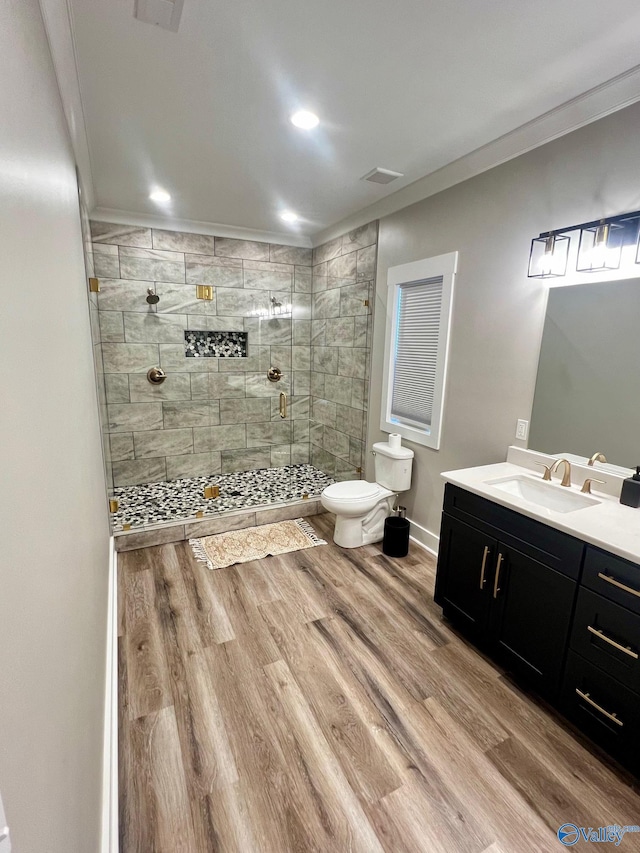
560,651,639,773
570,588,640,694
583,547,640,617
444,485,583,579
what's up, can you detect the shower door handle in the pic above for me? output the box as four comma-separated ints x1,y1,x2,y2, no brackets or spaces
279,392,287,419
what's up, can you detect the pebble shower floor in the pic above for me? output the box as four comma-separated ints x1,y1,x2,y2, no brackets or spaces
111,463,335,530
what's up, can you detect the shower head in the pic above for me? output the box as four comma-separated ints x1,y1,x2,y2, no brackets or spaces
146,288,160,305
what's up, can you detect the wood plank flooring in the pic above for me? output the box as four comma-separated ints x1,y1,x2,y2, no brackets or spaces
118,513,640,852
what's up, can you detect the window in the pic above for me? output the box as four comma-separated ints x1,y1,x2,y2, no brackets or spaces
381,252,457,449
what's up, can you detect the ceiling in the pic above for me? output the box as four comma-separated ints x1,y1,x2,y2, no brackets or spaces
68,0,640,242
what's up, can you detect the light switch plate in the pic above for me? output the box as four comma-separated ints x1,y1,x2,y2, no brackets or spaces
516,419,529,440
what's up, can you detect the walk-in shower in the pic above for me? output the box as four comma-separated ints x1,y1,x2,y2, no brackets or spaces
85,218,378,547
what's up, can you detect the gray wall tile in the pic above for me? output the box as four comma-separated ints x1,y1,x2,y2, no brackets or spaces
110,433,134,461
90,221,152,248
93,251,120,278
99,311,124,342
294,268,312,293
323,426,350,460
323,374,353,405
155,283,217,315
119,247,185,283
291,443,310,464
325,317,355,347
124,311,187,343
271,445,291,466
98,280,157,313
313,347,338,374
220,398,271,424
153,230,216,254
133,428,193,458
221,448,271,473
327,251,357,280
159,343,212,373
336,403,365,438
129,373,191,402
340,282,370,316
107,402,164,433
244,317,292,345
312,398,337,427
269,244,313,265
254,501,319,524
215,237,269,261
105,374,130,403
183,511,256,538
246,421,292,447
112,457,167,486
185,255,243,288
216,287,270,316
342,222,377,253
312,290,341,319
193,424,247,452
162,401,220,428
243,260,293,291
167,451,221,480
313,237,342,265
338,347,367,379
356,244,376,280
292,371,311,395
102,342,159,373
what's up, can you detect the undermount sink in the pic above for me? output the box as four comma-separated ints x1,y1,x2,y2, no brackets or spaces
485,474,600,514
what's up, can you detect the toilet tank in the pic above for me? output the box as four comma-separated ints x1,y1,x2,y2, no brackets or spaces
373,441,414,491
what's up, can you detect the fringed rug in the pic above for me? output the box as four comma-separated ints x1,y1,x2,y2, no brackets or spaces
189,518,326,571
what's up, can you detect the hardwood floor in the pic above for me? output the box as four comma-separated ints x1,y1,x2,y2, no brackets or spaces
118,513,640,852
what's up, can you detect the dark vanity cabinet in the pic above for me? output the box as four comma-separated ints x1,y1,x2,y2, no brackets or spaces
435,484,640,775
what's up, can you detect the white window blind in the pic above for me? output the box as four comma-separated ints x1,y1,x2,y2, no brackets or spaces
390,276,444,430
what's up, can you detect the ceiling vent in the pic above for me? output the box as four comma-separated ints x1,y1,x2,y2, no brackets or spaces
134,0,184,31
361,167,404,185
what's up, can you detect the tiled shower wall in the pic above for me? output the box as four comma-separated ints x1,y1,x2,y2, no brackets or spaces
90,221,314,487
310,222,377,480
87,219,377,489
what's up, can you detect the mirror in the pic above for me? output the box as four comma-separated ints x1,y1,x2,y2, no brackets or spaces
529,277,640,469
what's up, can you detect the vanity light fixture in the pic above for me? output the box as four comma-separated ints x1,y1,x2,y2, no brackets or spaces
528,234,569,279
528,208,640,280
576,221,623,273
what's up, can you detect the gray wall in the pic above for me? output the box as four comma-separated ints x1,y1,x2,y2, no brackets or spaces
529,277,640,467
310,223,377,480
368,101,640,541
0,1,109,850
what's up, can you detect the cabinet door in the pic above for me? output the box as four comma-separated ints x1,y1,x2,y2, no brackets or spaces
435,514,497,637
489,543,576,698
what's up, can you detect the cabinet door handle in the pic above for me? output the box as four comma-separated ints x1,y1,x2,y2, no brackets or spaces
597,571,640,599
587,625,639,659
575,689,624,727
479,546,490,590
493,553,504,599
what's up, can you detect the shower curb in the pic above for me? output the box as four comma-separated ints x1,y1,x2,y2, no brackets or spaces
114,498,322,552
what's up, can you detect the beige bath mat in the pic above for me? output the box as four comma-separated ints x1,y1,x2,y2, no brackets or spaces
189,518,326,570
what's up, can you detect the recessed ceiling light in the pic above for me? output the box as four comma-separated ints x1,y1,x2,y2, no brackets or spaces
280,211,298,223
149,189,171,203
290,110,319,130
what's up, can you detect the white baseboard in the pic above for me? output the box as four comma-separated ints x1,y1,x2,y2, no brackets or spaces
101,537,118,853
408,517,439,556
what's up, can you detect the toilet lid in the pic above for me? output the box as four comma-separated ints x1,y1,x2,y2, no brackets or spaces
323,480,380,500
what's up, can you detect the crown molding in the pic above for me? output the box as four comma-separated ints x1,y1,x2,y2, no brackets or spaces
39,0,96,208
91,207,313,247
311,63,640,246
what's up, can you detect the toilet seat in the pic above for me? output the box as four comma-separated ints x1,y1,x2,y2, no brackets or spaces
322,480,381,502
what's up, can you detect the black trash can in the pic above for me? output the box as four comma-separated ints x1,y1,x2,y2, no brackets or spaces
383,516,410,558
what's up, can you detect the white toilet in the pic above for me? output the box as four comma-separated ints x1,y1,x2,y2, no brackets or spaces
321,440,414,548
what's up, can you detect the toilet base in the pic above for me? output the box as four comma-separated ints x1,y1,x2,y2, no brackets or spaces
333,496,396,548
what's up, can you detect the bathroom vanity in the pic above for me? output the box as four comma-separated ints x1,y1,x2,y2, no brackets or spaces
434,454,640,777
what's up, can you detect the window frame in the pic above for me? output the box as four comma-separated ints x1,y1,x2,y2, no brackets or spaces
380,251,458,450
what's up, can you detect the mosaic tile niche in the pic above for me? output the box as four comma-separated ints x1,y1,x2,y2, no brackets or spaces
90,219,377,490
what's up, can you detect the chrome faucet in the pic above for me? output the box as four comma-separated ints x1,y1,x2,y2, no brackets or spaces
551,458,572,487
588,452,607,466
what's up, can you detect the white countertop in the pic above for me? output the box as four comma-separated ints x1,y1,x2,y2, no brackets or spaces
441,460,640,567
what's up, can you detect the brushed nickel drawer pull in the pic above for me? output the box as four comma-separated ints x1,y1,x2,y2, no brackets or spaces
493,553,504,599
587,625,639,659
575,689,624,727
479,545,490,590
597,571,640,599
